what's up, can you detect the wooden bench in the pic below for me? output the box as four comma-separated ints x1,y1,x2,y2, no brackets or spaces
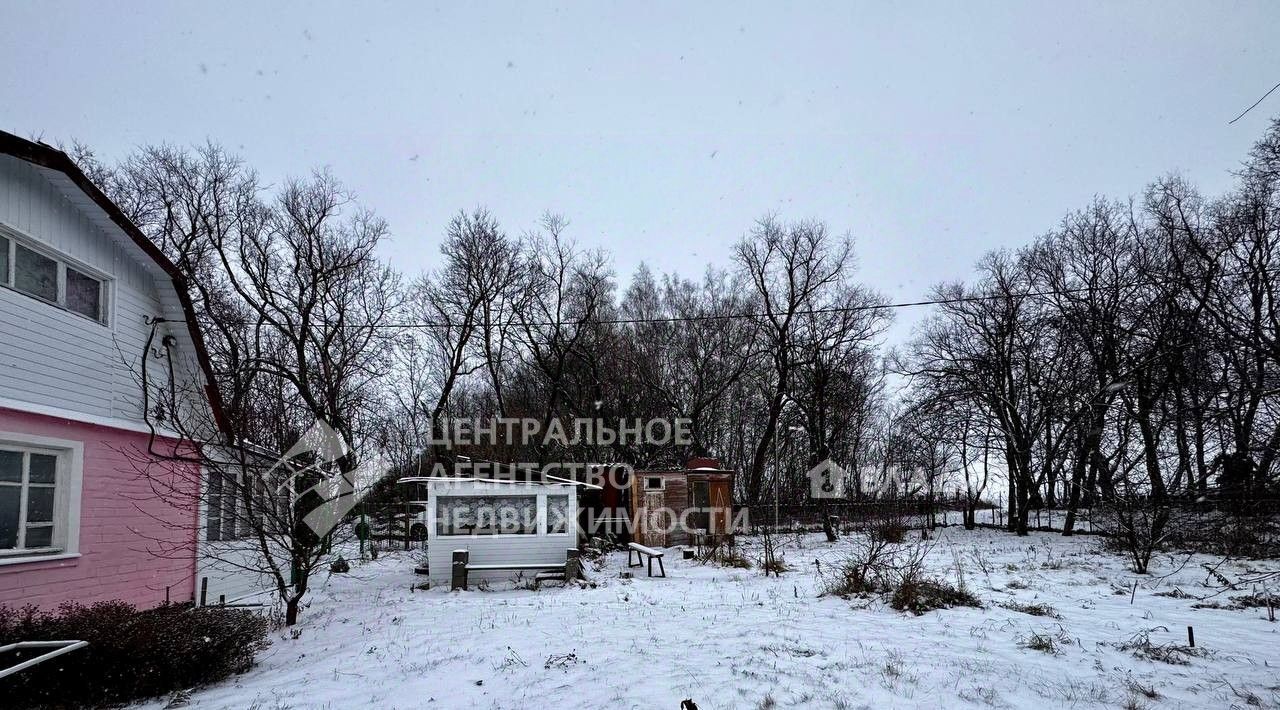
451,549,580,590
627,542,666,578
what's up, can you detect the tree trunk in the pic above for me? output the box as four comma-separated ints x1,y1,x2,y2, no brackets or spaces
1062,435,1087,537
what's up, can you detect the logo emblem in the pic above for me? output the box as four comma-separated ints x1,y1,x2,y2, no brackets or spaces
806,459,846,499
266,419,379,539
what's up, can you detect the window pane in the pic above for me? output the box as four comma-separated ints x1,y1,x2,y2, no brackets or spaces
0,235,8,285
0,487,18,549
437,495,537,535
206,469,222,541
29,454,57,484
26,486,55,523
14,244,57,302
0,450,20,483
25,525,52,548
206,504,221,542
547,495,570,534
66,268,101,320
221,479,237,540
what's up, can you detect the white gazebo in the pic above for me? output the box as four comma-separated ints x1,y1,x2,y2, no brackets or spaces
400,477,584,586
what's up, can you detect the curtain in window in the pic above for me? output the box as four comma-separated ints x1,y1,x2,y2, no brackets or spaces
547,495,570,534
436,495,537,535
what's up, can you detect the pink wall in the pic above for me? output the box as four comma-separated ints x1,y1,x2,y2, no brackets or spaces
0,407,199,610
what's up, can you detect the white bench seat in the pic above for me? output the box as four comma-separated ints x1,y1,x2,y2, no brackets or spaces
466,562,565,571
627,542,667,577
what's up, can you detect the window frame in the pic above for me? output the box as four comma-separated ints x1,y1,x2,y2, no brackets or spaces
0,224,111,326
0,433,83,563
644,476,666,491
434,493,539,537
430,487,576,538
545,494,571,535
206,468,257,543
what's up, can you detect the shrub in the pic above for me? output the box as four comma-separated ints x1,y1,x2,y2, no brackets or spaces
1020,632,1060,654
1230,592,1279,609
1000,601,1061,619
1016,626,1073,654
1094,501,1171,573
699,538,752,569
759,557,789,575
1114,627,1207,665
872,521,907,543
717,548,753,569
818,535,903,597
889,578,982,615
821,556,887,597
0,601,270,708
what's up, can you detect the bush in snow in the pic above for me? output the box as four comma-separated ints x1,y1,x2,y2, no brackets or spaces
699,537,752,569
889,577,982,615
820,539,896,596
1113,627,1207,665
0,600,269,707
1000,601,1061,619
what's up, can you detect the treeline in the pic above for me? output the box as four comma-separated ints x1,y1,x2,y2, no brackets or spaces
897,118,1280,537
386,211,890,507
72,117,1280,537
72,145,891,510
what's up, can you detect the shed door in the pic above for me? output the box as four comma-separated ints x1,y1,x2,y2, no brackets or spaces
643,490,667,546
708,480,732,534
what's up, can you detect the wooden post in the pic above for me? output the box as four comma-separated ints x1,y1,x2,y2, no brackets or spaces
1187,626,1195,647
404,501,411,551
565,548,581,581
199,577,208,606
451,549,469,591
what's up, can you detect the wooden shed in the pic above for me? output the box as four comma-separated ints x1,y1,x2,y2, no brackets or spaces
630,457,735,548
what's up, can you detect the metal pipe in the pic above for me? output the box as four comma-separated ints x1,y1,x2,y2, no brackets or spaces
0,640,89,679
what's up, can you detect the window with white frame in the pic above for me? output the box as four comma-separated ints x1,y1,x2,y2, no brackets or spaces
546,495,571,534
0,230,108,324
0,446,62,552
206,469,248,542
436,495,537,536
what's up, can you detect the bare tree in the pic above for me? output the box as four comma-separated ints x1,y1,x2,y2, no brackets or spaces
734,216,885,506
93,146,401,626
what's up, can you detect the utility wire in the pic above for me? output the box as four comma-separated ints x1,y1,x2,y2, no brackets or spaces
1229,80,1280,125
338,264,1280,329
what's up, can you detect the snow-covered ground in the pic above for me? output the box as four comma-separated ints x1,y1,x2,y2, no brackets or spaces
148,529,1280,709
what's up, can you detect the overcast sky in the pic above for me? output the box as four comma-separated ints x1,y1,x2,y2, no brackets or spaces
3,1,1279,344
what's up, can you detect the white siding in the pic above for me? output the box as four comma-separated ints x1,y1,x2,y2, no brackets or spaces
196,540,280,606
195,446,284,606
0,155,178,427
426,480,580,585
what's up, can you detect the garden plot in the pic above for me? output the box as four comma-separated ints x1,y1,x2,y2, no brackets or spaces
142,529,1280,709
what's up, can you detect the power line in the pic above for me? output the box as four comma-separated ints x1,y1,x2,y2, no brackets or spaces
353,265,1278,330
1229,80,1280,125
